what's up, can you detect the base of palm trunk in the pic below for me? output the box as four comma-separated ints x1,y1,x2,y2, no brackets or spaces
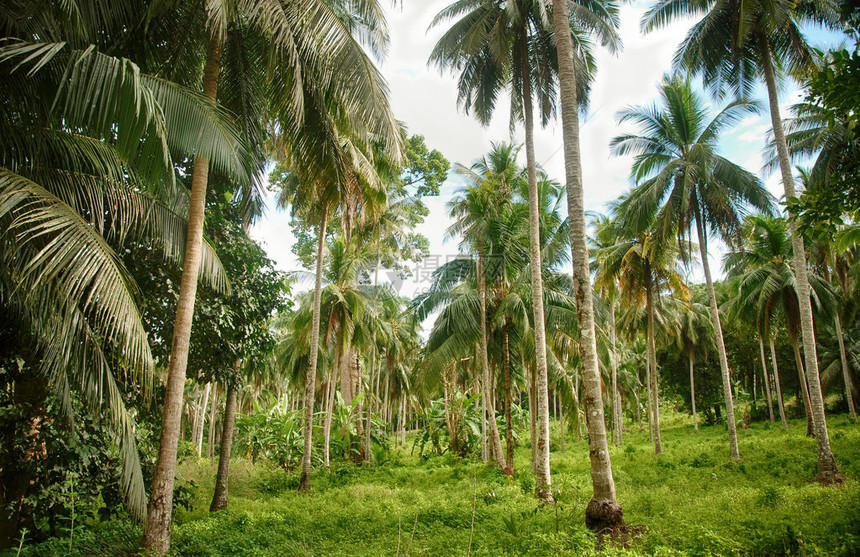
501,466,514,476
535,485,555,504
298,472,311,492
585,499,628,543
813,457,845,486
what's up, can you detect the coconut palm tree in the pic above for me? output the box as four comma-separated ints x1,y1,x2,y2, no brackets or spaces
551,0,623,530
724,215,837,436
642,0,842,483
610,75,775,459
0,4,253,544
431,0,618,502
598,204,689,455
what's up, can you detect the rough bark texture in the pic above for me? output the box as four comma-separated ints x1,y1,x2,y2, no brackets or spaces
694,211,739,459
210,383,238,512
142,33,222,556
792,338,815,437
758,336,775,424
760,35,841,482
553,0,621,525
522,70,553,501
299,210,328,491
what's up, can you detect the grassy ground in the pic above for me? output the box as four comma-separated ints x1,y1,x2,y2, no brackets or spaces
15,412,860,556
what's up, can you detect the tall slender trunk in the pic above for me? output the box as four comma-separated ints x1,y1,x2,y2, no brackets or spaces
479,352,488,462
553,4,621,530
559,402,566,453
689,346,698,433
365,351,378,463
477,243,506,470
770,338,789,429
208,383,219,459
210,381,238,512
645,275,662,454
760,34,840,481
834,314,857,422
142,33,222,555
609,303,621,446
758,336,775,424
298,209,328,491
195,383,211,457
694,208,739,459
504,329,514,470
791,337,815,437
528,361,537,472
521,52,553,502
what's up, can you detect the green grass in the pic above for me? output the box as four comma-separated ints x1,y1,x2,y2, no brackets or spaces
14,412,860,556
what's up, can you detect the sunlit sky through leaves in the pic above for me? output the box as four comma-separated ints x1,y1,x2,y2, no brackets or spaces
251,0,846,306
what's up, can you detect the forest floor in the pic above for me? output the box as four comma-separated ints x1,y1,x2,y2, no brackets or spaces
15,411,860,556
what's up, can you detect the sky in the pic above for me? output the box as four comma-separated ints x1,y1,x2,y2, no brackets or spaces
250,0,845,301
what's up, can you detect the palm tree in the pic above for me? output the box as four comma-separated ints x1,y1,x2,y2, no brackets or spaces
598,205,689,455
551,0,623,530
610,75,775,459
676,298,714,432
724,215,837,436
0,7,250,545
642,0,843,483
431,0,617,503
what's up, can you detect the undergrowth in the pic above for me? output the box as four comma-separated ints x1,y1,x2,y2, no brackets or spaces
8,411,860,556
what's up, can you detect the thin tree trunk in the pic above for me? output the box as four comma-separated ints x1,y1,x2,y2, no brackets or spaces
690,346,698,433
553,4,621,529
646,277,662,454
694,208,739,459
479,353,488,462
645,347,654,442
528,361,537,472
504,329,514,470
298,209,328,491
477,243,506,470
196,382,211,457
792,337,815,437
521,55,553,502
759,336,775,424
143,33,222,555
610,303,621,446
208,383,219,460
760,35,840,481
210,381,238,512
559,402,566,453
834,314,857,422
770,338,789,429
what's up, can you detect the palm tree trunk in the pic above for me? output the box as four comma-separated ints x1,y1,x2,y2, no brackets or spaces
210,381,238,512
298,208,328,491
610,303,621,446
208,383,219,460
477,242,506,470
769,338,789,429
645,276,662,454
479,353,488,462
528,361,537,472
834,314,857,422
142,33,222,555
760,34,840,482
791,337,815,437
504,329,514,470
690,346,698,433
553,3,621,529
521,53,554,502
195,382,211,457
694,209,739,459
758,336,775,424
